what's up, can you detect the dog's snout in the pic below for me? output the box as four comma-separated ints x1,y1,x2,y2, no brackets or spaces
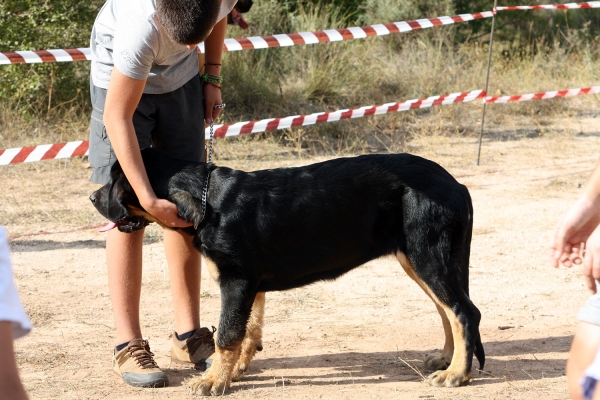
89,193,97,204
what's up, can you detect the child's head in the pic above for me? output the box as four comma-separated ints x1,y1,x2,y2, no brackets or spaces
156,0,221,46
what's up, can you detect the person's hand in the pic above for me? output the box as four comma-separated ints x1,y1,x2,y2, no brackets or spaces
142,197,193,228
203,83,224,124
583,223,600,294
550,197,600,269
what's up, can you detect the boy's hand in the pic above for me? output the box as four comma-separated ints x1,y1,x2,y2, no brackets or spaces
203,83,223,124
143,197,193,228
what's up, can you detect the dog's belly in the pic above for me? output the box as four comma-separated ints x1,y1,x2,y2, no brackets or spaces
255,256,384,292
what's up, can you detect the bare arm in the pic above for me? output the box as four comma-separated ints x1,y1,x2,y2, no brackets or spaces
202,17,227,124
0,321,29,400
103,69,192,228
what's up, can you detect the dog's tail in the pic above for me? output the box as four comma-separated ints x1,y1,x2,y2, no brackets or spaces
474,333,485,370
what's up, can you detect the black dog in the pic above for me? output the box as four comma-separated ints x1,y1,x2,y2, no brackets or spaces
90,148,484,395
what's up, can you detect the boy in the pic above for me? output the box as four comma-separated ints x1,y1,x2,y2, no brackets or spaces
89,0,236,388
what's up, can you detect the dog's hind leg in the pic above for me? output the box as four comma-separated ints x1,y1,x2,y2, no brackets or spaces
189,279,257,396
425,304,455,370
397,253,454,370
396,252,481,387
232,292,265,381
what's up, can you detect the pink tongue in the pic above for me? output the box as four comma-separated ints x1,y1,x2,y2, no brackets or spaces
238,16,248,30
99,222,118,232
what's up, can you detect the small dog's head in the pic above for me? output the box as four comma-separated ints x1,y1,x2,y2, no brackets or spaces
89,162,150,233
89,148,209,235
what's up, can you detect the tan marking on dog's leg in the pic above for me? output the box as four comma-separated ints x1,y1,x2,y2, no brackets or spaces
232,292,265,381
204,257,220,281
428,306,470,387
397,253,454,370
396,252,470,387
423,303,455,371
189,344,241,396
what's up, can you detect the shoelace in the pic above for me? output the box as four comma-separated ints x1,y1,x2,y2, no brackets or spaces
187,327,216,355
128,340,159,369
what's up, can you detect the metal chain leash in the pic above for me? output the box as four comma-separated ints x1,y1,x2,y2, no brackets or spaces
200,103,226,225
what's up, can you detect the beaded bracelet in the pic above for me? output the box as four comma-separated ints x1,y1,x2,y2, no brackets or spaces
201,73,223,84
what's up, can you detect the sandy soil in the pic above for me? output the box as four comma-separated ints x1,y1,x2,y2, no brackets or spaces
2,112,600,399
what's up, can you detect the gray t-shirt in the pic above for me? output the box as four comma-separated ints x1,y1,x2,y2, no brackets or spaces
90,0,235,94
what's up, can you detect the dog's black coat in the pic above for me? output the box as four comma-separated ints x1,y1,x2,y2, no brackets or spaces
91,147,484,383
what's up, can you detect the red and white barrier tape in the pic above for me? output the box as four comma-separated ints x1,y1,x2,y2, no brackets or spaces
0,48,91,65
0,90,485,165
0,141,88,165
485,86,600,103
198,11,494,53
210,90,485,138
0,12,494,65
496,1,600,10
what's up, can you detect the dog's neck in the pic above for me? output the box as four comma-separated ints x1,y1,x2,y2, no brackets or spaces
199,166,213,227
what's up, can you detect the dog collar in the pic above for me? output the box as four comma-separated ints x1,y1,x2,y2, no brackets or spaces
198,168,212,229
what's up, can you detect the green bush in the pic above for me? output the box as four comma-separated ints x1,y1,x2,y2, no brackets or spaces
0,0,103,116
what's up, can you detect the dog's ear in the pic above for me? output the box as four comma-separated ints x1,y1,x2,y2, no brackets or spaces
170,191,205,228
106,175,140,222
106,188,129,222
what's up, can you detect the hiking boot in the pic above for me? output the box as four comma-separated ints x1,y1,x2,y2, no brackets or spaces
171,327,216,371
113,339,169,388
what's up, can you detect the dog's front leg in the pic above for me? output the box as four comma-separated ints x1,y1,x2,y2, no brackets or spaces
232,292,265,381
189,280,256,396
191,344,241,396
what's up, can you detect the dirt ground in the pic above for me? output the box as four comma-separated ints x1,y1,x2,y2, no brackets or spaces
2,110,600,400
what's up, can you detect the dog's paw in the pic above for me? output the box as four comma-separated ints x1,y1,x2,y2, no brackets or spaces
424,353,450,371
427,369,470,387
189,376,230,396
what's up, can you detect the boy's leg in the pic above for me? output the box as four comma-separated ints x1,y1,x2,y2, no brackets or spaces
165,228,216,370
163,228,201,333
106,228,145,345
105,217,167,388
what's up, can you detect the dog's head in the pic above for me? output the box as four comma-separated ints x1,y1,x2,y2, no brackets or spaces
90,148,210,235
89,162,151,233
